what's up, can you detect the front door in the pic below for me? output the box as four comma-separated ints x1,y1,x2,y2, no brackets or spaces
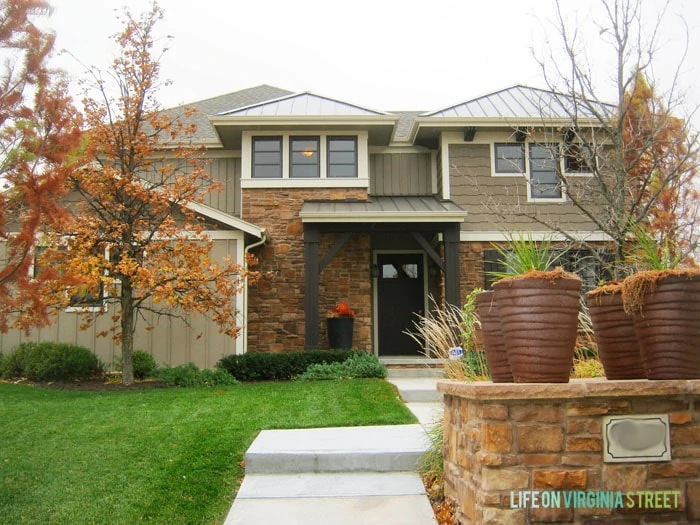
376,253,425,356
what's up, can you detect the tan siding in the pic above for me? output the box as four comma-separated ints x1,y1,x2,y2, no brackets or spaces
449,144,601,233
0,238,241,369
370,153,432,195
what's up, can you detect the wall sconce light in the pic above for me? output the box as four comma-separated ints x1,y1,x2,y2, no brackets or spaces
463,127,477,142
514,128,528,142
371,264,380,279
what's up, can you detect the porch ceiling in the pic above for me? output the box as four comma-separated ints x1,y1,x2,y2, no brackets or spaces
299,196,467,224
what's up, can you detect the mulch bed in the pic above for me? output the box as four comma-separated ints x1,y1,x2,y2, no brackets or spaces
3,377,170,391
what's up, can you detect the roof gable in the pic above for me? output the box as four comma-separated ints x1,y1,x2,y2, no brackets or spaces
423,85,612,120
218,92,387,117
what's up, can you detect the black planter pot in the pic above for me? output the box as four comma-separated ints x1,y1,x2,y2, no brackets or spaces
327,317,354,350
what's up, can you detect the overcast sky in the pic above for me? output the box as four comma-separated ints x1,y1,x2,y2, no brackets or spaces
43,0,700,125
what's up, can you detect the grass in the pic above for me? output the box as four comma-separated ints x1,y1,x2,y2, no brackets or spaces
0,379,415,524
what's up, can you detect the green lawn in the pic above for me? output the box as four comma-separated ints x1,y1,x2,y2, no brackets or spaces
0,379,415,524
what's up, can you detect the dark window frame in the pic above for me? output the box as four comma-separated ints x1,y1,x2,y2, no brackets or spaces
252,136,283,179
290,136,320,179
327,136,358,178
563,143,596,174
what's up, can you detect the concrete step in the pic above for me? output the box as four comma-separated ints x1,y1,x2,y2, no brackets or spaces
387,377,443,403
244,424,429,474
225,472,437,525
386,367,446,379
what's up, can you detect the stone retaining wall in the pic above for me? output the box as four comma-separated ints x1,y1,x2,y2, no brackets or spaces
438,379,700,524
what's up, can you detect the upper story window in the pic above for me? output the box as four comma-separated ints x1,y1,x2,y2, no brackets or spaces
327,137,357,178
493,143,525,174
243,132,368,188
563,143,595,173
290,137,320,178
492,142,564,201
252,137,282,178
529,144,562,199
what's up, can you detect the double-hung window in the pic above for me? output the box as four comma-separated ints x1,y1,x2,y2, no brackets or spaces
529,144,562,199
290,137,320,178
327,137,357,178
252,137,282,178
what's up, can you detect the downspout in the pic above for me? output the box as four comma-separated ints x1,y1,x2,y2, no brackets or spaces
241,230,268,354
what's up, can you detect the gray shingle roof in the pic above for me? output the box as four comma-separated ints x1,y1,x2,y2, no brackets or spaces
162,84,294,144
423,85,612,120
390,111,423,142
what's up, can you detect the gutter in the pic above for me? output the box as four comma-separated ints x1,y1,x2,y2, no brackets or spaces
241,230,269,355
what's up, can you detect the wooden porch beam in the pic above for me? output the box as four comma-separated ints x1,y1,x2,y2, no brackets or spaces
410,231,446,273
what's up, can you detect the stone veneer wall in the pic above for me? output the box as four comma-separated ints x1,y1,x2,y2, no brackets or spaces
438,379,700,524
242,188,371,353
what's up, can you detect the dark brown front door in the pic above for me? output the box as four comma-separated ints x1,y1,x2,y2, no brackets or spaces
377,253,425,356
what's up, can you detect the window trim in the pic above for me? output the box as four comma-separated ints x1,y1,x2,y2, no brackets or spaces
490,141,568,203
242,131,369,188
252,136,283,179
327,136,358,179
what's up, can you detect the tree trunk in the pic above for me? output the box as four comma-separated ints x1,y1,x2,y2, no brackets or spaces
120,278,135,386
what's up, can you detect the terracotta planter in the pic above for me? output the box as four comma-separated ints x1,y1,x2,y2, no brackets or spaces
626,273,700,380
493,274,581,383
585,290,646,380
475,290,513,382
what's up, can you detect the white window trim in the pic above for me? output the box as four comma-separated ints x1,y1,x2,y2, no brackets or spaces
241,130,369,189
490,142,568,203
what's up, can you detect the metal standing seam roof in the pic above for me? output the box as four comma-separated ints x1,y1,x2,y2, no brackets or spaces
299,196,467,223
217,92,388,117
422,85,612,120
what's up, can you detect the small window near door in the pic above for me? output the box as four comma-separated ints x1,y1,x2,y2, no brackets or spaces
381,263,419,279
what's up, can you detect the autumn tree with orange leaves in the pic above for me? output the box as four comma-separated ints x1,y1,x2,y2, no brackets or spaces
40,3,257,385
0,0,82,332
623,74,698,266
521,0,700,278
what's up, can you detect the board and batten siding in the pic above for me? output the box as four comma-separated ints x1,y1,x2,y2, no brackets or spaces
449,144,601,233
151,155,242,217
0,236,244,370
369,152,432,196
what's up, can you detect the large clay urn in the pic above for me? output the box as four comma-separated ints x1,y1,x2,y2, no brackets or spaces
493,269,581,383
585,287,646,380
475,290,513,382
622,271,700,380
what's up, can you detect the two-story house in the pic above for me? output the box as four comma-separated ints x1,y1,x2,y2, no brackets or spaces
0,84,607,368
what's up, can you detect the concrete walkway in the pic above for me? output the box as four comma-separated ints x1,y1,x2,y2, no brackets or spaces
223,367,443,525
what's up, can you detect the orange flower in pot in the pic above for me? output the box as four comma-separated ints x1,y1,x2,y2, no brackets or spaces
327,301,355,350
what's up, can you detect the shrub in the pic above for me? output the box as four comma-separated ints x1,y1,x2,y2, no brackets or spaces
217,349,354,381
132,350,156,379
343,352,387,379
1,342,37,379
297,352,387,381
154,363,239,387
298,362,348,381
23,343,101,381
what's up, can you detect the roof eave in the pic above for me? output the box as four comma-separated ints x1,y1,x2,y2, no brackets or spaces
299,211,467,224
